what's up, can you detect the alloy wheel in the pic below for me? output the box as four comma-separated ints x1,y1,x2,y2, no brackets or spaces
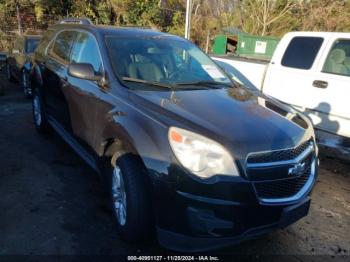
33,94,42,126
112,166,127,226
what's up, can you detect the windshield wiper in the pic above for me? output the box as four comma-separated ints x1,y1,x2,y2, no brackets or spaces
174,81,232,88
121,77,173,90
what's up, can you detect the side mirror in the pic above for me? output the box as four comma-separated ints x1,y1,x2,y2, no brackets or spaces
68,63,101,81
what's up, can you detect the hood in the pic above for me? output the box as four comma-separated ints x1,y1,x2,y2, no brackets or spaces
130,87,312,160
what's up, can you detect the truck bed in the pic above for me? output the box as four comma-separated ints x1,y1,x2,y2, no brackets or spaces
211,54,268,90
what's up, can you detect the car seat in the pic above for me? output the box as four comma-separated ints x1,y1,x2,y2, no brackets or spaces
128,54,164,82
323,49,347,75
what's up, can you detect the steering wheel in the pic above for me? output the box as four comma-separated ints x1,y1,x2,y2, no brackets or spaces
168,68,185,80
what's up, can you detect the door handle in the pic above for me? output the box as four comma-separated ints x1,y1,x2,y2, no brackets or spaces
313,80,328,89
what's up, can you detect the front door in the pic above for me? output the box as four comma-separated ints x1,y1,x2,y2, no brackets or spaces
65,31,103,151
309,36,350,137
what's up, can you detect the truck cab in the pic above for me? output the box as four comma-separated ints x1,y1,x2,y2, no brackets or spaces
263,32,350,139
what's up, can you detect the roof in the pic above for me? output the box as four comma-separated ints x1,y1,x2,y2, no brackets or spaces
49,23,182,40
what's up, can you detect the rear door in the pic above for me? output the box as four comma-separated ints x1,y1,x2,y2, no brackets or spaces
45,30,77,129
65,30,103,150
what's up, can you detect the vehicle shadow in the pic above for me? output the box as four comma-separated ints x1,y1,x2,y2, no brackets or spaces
308,102,350,161
307,102,340,134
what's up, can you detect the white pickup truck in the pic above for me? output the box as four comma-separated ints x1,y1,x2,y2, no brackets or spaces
212,32,350,157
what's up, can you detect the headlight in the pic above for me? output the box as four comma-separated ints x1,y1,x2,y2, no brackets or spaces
168,127,239,178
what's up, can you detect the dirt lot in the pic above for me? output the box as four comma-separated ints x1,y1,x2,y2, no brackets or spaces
0,72,349,259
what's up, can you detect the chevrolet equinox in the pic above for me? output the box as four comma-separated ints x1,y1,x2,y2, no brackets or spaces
29,18,318,252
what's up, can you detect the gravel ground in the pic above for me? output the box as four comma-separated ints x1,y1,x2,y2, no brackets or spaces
0,73,349,260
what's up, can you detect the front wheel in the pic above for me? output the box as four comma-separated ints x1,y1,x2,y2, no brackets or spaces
32,90,50,133
109,154,154,242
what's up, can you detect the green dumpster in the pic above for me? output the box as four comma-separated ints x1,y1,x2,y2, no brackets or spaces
212,33,280,60
213,35,228,55
236,35,280,60
212,35,239,55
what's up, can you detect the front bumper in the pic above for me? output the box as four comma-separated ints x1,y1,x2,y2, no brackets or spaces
151,139,317,252
156,195,311,252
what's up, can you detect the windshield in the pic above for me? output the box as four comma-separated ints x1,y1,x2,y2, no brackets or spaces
26,38,40,53
106,36,232,89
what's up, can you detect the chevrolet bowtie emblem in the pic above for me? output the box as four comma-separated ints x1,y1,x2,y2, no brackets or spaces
288,162,306,177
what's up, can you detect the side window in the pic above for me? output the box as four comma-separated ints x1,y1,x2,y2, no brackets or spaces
49,31,77,64
322,39,350,77
281,37,324,70
70,32,102,73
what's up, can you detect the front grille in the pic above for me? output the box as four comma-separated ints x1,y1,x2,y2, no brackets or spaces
246,140,315,202
247,140,311,164
253,158,312,199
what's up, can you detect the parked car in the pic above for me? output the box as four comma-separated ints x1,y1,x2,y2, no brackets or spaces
212,32,350,158
6,34,41,97
30,19,318,252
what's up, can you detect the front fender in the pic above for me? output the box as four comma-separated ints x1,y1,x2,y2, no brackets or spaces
95,95,172,182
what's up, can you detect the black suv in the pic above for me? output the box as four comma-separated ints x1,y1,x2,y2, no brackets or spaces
7,35,41,97
30,19,318,252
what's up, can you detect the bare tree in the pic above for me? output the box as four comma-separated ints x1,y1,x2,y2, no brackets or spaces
244,0,296,35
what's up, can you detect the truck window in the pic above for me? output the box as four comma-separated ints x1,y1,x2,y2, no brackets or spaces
281,37,323,70
322,39,350,77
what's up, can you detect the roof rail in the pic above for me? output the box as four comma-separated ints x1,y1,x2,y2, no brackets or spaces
58,18,93,25
123,26,154,29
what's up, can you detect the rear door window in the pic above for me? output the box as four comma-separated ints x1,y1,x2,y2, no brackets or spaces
281,37,324,70
322,39,350,77
49,31,77,64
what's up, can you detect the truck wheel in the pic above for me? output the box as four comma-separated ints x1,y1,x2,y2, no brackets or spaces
21,70,31,98
6,63,15,82
109,154,154,242
32,89,51,133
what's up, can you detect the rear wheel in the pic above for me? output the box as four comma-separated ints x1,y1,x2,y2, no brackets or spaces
32,90,50,133
109,154,154,242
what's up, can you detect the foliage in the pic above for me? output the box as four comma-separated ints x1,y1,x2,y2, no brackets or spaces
0,0,350,50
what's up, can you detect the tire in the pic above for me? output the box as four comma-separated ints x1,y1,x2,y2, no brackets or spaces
6,63,15,82
32,89,51,133
21,70,32,98
109,154,154,242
